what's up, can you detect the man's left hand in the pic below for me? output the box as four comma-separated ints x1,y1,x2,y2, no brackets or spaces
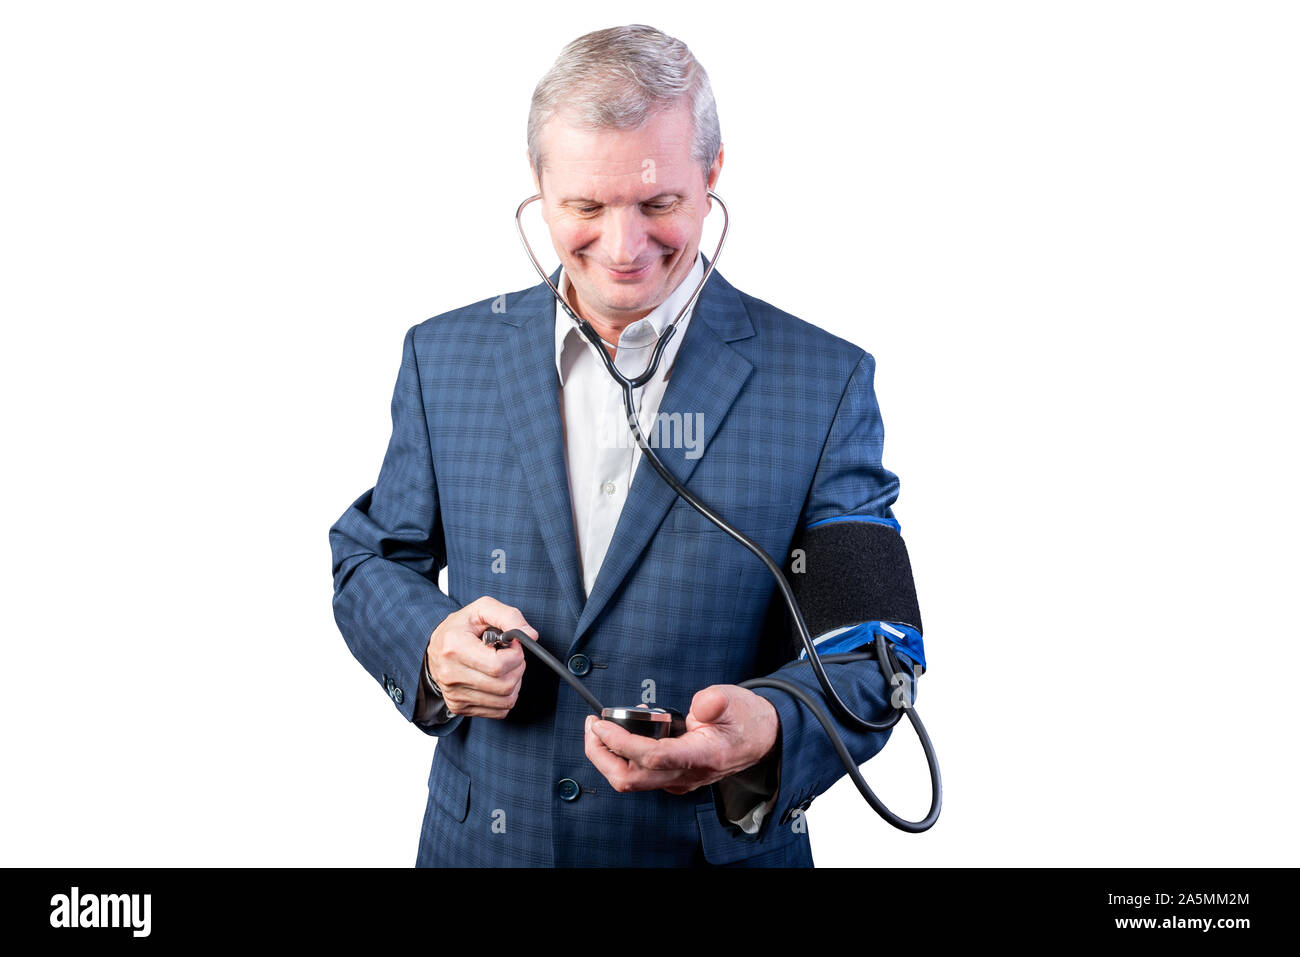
584,685,779,796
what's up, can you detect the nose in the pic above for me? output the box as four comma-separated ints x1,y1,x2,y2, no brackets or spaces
600,205,648,268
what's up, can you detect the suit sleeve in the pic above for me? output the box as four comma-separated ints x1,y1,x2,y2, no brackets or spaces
737,351,920,835
329,323,465,738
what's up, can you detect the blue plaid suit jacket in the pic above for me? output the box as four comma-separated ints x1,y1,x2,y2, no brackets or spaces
329,264,911,867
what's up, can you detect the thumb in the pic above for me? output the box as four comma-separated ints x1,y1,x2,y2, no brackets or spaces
687,686,730,727
469,596,538,641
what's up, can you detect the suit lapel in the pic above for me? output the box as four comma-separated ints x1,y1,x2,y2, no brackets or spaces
494,274,588,625
572,264,754,646
493,263,756,643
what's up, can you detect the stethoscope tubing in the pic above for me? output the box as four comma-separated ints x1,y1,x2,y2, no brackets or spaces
512,190,942,832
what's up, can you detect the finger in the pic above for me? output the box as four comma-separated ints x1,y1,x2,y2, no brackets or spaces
444,703,510,719
585,715,635,788
583,719,700,791
471,639,526,681
444,631,527,684
438,663,523,707
441,682,519,710
442,700,512,719
590,719,705,772
435,656,523,698
466,596,539,642
602,718,728,773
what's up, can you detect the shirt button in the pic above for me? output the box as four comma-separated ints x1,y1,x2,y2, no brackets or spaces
557,778,581,802
603,481,616,496
567,654,591,677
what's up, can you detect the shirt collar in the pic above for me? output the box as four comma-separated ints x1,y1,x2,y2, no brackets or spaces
553,251,705,387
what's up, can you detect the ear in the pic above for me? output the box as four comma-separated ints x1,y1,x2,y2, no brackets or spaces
706,143,724,193
527,148,541,195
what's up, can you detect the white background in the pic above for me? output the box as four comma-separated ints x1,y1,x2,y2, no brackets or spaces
2,0,1296,867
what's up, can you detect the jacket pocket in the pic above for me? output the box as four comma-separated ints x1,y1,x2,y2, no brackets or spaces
695,795,804,866
428,750,470,824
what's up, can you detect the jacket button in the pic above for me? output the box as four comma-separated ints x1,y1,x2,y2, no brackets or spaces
389,684,404,705
557,778,581,802
567,654,591,676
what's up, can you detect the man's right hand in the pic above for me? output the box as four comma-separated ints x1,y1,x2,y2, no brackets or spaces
425,596,536,719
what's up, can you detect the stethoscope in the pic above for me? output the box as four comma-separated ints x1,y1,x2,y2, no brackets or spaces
510,190,942,832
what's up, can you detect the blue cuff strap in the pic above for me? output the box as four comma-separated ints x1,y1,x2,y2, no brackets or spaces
806,514,902,534
799,620,926,672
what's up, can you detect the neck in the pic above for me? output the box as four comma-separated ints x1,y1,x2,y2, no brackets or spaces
561,279,649,361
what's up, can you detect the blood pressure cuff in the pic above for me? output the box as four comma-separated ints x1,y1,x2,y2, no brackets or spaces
785,515,925,669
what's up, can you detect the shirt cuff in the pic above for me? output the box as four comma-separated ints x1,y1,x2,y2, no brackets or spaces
715,744,783,835
414,657,455,727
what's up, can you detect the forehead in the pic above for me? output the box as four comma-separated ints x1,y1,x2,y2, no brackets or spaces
538,104,698,199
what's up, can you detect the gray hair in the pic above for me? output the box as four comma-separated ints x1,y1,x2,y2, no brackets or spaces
527,24,721,183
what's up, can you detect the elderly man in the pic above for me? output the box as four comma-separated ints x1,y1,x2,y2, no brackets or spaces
329,24,926,867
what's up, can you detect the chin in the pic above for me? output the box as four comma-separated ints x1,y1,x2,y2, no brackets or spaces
608,281,667,308
583,276,663,308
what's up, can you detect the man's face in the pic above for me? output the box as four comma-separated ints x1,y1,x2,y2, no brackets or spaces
531,102,722,330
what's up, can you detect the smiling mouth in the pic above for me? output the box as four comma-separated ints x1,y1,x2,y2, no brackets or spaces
602,262,654,280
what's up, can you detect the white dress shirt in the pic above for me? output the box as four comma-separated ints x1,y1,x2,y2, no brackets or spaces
417,251,780,835
555,253,703,597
